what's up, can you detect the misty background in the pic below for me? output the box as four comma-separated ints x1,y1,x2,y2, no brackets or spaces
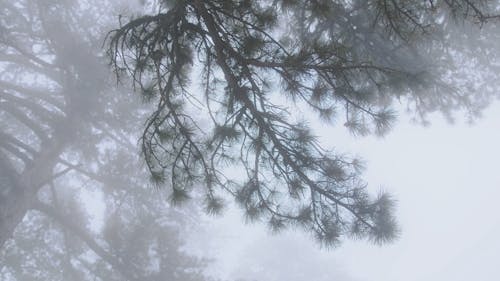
198,104,500,281
1,1,500,281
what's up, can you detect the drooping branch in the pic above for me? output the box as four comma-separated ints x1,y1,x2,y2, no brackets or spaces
105,0,401,246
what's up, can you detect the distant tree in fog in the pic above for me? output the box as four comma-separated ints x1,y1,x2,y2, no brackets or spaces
0,1,217,280
1,147,216,281
107,0,500,247
0,0,108,249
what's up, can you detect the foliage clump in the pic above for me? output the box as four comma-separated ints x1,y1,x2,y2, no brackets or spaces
107,0,500,246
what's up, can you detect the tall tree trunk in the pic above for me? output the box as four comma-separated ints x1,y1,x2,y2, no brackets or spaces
0,140,63,248
0,153,30,248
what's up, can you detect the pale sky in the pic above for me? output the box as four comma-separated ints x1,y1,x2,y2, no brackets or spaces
195,100,500,281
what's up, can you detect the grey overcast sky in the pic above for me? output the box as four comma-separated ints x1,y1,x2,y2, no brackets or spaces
194,100,500,281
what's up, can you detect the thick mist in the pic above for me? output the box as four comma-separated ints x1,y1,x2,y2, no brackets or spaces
2,1,500,281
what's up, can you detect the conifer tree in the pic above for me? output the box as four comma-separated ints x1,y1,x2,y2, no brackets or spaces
107,0,500,246
1,1,219,280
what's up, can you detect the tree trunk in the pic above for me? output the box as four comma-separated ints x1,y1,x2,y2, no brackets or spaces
0,153,31,248
0,140,63,248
